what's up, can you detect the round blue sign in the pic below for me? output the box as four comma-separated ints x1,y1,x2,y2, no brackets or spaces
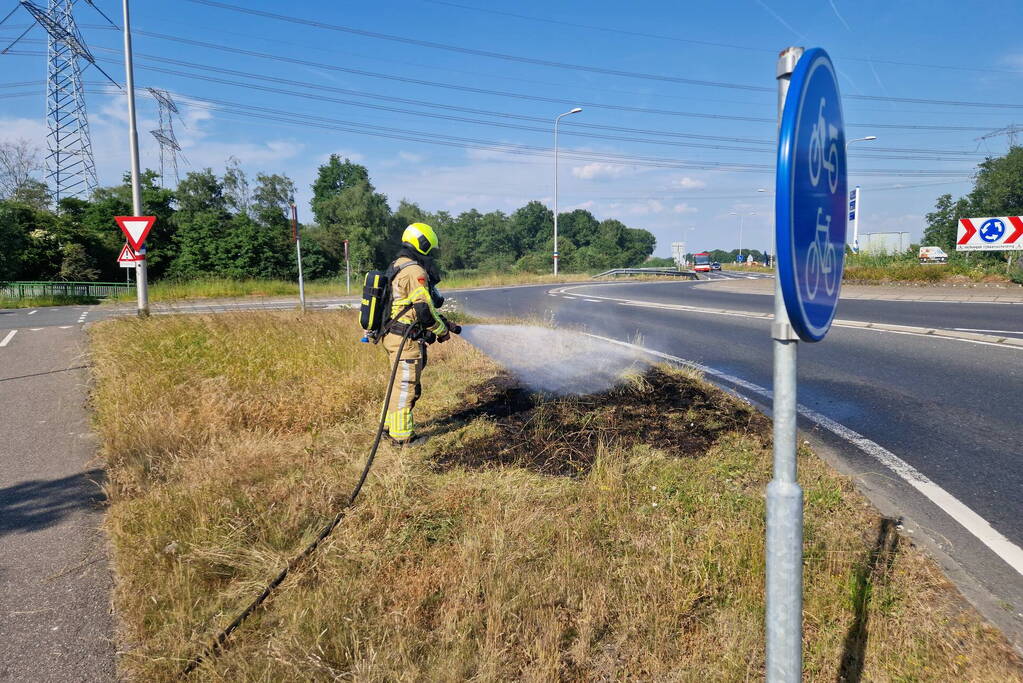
979,218,1005,243
776,48,847,342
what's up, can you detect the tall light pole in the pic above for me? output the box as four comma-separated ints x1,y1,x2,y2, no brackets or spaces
846,136,877,253
122,0,148,316
728,211,757,263
553,107,582,276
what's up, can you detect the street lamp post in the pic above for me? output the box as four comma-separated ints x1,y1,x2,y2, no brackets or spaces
729,211,757,264
846,136,877,253
553,107,582,276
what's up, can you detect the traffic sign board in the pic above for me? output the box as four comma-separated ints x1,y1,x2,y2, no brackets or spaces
115,215,156,251
957,216,1023,251
776,48,847,342
117,243,142,267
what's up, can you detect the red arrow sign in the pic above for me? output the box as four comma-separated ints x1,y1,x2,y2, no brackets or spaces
957,218,977,245
1006,216,1023,244
115,215,156,251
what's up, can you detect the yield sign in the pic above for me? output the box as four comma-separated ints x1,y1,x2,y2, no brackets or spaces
115,215,156,251
117,243,142,266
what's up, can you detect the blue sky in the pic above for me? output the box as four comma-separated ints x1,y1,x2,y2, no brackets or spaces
2,0,1022,256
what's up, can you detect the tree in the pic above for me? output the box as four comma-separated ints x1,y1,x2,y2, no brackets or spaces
310,157,391,272
0,139,43,201
922,193,970,252
59,242,99,281
169,168,232,279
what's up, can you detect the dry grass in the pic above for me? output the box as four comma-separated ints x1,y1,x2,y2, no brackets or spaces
88,312,1023,681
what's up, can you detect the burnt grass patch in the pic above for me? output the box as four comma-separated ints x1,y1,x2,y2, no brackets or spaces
429,367,770,477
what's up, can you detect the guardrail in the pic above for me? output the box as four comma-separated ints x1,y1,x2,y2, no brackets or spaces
592,268,698,279
0,281,135,299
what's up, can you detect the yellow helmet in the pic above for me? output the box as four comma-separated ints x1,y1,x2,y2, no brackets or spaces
402,222,438,255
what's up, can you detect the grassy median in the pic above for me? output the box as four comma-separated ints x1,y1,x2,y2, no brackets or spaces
89,311,1022,680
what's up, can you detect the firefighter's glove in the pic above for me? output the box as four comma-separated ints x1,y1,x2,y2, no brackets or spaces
437,331,451,343
422,330,437,344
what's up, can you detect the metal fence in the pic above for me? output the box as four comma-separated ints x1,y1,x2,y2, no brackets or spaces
592,268,698,279
0,281,135,299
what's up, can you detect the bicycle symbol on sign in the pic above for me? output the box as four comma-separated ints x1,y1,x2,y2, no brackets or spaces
804,96,840,301
808,97,839,193
805,208,838,300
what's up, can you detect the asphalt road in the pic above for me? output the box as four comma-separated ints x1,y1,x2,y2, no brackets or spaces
452,278,1023,650
0,315,115,681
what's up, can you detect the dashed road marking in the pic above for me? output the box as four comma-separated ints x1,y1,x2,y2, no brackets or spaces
0,330,16,347
584,298,601,303
29,328,42,332
58,326,72,329
584,333,1023,578
27,310,37,315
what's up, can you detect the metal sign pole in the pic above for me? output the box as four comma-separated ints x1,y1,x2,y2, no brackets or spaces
767,45,804,683
344,239,351,295
291,203,305,312
122,0,148,317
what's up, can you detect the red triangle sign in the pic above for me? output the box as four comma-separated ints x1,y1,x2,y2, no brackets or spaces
115,215,156,250
117,243,140,263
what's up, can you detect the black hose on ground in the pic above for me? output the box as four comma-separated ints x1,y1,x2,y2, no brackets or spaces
181,324,415,677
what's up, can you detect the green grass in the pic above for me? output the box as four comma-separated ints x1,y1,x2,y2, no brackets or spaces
843,252,1016,284
88,312,1023,681
0,294,99,308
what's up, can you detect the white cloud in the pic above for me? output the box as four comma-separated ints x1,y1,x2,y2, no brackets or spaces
571,162,628,180
673,203,697,214
674,176,707,189
398,151,425,164
627,200,666,216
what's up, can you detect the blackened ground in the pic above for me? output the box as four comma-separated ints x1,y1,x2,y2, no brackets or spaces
428,367,770,477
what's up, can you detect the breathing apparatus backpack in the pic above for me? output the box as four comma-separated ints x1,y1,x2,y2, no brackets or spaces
359,261,425,343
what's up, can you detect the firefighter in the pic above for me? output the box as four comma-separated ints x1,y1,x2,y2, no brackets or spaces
382,222,449,445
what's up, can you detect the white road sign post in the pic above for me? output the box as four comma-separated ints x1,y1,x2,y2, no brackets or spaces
849,186,860,253
290,202,306,313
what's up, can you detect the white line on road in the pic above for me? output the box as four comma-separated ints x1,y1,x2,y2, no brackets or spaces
558,287,1023,351
584,298,601,303
59,326,71,329
584,332,1023,578
27,310,37,315
953,327,1023,335
0,330,16,347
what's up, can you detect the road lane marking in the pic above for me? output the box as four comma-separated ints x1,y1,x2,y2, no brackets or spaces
584,298,601,303
584,333,1023,578
556,286,1023,351
0,330,16,347
953,327,1023,335
27,310,37,315
59,326,71,329
29,328,41,331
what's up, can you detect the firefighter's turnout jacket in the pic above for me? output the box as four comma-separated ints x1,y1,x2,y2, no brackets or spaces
382,256,447,441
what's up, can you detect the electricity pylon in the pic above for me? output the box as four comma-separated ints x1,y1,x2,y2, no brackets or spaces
2,0,118,203
147,88,182,186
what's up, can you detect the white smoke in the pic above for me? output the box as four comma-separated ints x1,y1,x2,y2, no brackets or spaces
459,324,651,395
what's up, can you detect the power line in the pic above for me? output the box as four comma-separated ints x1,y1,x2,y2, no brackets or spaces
184,0,1023,110
122,30,999,133
421,0,1023,77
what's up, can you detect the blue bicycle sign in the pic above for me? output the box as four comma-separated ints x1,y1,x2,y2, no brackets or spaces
776,48,847,342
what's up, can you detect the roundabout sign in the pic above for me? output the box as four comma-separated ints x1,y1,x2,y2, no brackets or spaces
775,48,847,342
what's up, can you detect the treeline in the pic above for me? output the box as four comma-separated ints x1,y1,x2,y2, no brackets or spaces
0,149,656,283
